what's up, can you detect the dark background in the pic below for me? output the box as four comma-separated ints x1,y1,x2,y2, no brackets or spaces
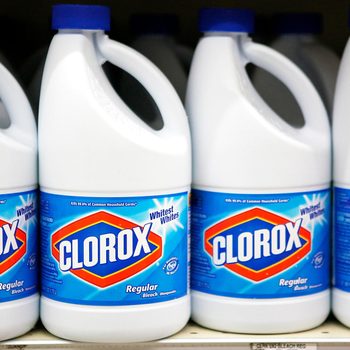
0,0,347,69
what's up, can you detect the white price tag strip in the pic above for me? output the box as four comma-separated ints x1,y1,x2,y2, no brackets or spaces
251,343,317,350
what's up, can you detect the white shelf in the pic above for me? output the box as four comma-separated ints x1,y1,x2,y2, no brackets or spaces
2,318,350,349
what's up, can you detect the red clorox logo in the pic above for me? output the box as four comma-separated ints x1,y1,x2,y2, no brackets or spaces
205,208,311,282
51,211,163,288
0,219,26,273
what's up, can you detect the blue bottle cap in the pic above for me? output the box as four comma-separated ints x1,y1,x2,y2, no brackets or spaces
52,4,111,31
130,14,179,35
275,13,323,35
199,8,255,33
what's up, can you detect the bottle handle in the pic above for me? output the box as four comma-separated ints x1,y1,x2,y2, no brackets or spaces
96,33,188,134
242,40,329,133
0,63,36,145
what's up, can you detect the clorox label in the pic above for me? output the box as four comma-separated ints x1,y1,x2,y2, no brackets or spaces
191,189,330,298
206,208,311,282
0,190,37,302
334,187,350,292
41,191,188,305
51,212,162,288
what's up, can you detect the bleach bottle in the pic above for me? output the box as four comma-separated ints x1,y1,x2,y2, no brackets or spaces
0,65,38,339
187,8,331,333
39,5,191,342
332,14,350,328
252,13,339,125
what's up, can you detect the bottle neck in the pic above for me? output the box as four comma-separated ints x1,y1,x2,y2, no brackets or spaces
197,32,251,88
203,31,249,38
201,32,250,63
51,29,106,66
57,29,105,35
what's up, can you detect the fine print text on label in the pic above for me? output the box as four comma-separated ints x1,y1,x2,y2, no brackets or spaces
251,343,317,350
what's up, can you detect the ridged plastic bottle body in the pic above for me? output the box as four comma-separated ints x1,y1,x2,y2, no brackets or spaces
0,63,38,340
39,31,191,342
187,33,331,333
332,38,350,327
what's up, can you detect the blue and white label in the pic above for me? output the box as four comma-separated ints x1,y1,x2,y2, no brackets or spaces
191,189,330,298
0,190,37,302
40,191,189,306
334,187,350,291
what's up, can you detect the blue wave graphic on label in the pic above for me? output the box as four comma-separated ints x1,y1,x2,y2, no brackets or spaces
191,189,330,298
41,191,189,306
0,190,38,302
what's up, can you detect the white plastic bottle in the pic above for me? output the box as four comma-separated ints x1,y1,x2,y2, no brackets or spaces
39,5,191,343
187,8,331,334
332,17,350,328
252,12,339,125
0,65,38,339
